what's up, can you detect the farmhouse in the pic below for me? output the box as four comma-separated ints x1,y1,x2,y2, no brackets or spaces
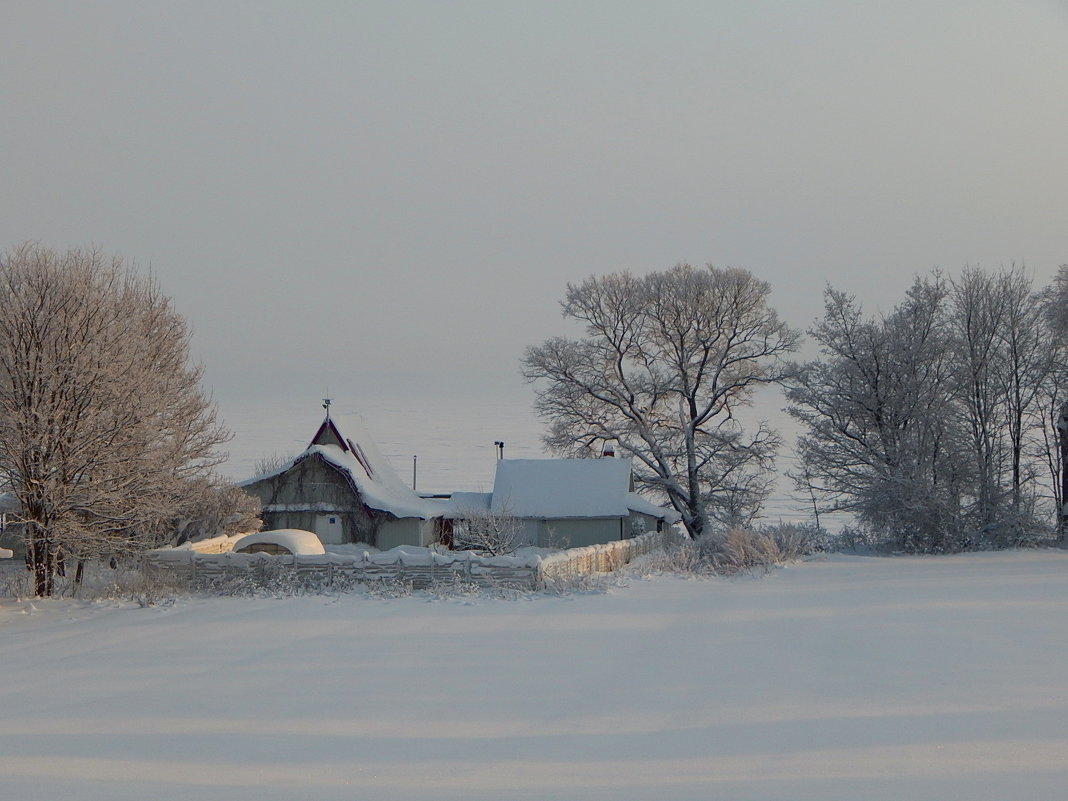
239,414,442,550
240,410,679,551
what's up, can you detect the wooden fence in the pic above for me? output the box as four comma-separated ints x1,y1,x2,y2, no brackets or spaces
144,531,662,591
536,531,662,582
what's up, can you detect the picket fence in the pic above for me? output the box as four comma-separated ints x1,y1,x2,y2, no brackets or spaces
143,531,662,591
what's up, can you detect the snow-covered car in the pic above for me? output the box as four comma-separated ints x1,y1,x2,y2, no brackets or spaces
231,529,326,556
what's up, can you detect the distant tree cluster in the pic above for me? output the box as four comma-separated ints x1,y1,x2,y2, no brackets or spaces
0,244,257,596
787,266,1068,552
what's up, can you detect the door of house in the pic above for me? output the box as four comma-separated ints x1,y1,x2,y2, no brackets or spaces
314,513,344,545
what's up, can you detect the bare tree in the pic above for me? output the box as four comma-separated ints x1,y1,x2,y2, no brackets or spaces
451,507,523,555
949,267,1008,527
252,451,297,478
1042,264,1068,540
0,244,232,595
996,268,1053,512
172,477,262,546
523,264,799,539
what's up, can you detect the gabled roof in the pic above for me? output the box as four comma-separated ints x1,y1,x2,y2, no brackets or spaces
489,458,678,522
242,413,440,520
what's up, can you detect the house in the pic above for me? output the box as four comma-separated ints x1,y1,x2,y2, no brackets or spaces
240,410,679,552
446,458,680,549
239,413,442,550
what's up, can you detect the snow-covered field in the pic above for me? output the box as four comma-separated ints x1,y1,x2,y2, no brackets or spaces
3,551,1067,800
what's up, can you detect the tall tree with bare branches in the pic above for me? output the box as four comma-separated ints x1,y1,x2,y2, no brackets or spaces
523,264,799,539
0,244,232,595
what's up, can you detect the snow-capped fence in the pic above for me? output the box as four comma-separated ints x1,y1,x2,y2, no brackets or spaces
143,531,662,591
536,531,662,582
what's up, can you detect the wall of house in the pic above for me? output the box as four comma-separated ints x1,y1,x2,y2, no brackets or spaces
534,517,624,549
376,518,437,550
243,457,386,547
524,515,665,548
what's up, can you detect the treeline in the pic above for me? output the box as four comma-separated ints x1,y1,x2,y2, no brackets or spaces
788,266,1068,552
525,262,1068,553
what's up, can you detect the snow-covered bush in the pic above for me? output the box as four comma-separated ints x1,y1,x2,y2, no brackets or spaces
645,526,803,576
0,561,34,600
758,521,833,555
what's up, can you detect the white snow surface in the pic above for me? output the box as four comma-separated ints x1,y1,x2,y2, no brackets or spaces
3,551,1068,800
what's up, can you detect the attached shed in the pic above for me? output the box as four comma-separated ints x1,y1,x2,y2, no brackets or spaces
239,414,442,549
452,458,679,549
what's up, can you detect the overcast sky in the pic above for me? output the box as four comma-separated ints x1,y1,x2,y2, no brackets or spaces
3,1,1067,478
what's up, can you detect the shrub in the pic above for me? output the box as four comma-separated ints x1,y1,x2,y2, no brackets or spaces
643,525,807,576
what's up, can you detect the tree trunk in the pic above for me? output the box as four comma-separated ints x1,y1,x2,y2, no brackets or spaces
28,532,55,597
1058,401,1068,544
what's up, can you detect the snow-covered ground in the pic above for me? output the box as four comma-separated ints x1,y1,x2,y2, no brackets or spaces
3,551,1067,800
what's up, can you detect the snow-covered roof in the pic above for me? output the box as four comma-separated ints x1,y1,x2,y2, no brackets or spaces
441,491,492,519
232,529,327,555
626,492,681,524
241,413,441,520
489,458,676,522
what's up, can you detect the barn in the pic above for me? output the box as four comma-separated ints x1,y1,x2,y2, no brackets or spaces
239,413,442,550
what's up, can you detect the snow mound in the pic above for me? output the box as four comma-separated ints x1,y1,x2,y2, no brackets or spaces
232,529,326,555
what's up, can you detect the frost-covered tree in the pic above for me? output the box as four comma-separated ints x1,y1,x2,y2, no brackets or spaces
451,507,523,555
948,266,1055,537
787,277,965,551
523,264,799,538
0,244,232,595
1040,264,1068,539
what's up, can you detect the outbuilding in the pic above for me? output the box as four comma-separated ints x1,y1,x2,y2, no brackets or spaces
448,458,680,549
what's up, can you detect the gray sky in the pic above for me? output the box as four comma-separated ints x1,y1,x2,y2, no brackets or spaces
3,1,1067,479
